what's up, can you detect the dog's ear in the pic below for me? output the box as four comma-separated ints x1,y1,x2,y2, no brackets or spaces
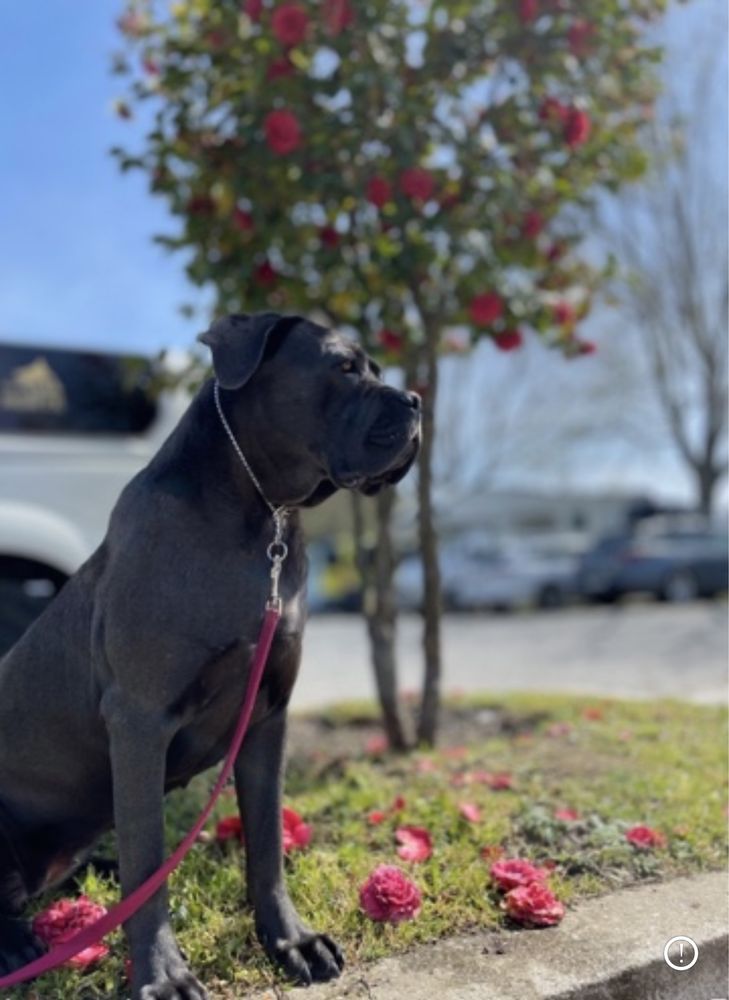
197,313,282,389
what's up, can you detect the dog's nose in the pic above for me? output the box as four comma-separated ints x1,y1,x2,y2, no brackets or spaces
403,391,421,411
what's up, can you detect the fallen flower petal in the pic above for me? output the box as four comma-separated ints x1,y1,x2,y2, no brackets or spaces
359,864,422,923
368,809,387,825
282,806,312,853
32,896,109,968
391,795,406,812
365,734,389,755
490,858,550,892
502,882,565,927
458,802,482,823
554,808,581,822
395,826,433,863
625,825,667,850
216,815,243,842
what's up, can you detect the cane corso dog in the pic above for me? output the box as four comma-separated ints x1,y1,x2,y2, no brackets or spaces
0,313,421,998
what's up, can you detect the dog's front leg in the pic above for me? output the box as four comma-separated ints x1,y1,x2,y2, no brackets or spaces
234,706,344,985
101,688,208,1000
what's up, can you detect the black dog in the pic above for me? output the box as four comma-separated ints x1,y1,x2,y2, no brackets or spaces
0,313,420,999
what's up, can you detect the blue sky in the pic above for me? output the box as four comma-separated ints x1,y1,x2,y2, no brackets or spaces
0,2,208,353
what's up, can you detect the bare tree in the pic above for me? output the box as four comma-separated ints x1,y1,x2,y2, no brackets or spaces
602,3,728,515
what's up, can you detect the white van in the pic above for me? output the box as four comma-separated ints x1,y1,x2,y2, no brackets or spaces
0,341,190,652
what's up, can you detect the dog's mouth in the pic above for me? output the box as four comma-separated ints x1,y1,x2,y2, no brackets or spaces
334,432,420,494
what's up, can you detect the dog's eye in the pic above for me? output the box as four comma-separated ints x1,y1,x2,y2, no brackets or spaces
340,359,356,374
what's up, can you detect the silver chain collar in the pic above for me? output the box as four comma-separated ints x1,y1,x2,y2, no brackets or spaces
213,379,289,611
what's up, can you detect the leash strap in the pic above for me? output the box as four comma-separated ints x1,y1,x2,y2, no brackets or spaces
0,606,281,989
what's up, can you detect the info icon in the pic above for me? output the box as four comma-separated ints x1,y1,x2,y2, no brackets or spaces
663,935,699,971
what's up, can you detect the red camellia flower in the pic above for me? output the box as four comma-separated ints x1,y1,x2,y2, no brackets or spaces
490,858,549,891
458,802,482,823
32,896,109,968
395,826,433,863
564,107,591,147
254,259,278,286
626,825,667,850
267,56,295,81
323,0,355,36
243,0,264,21
359,865,422,923
391,795,406,812
264,109,301,154
522,210,545,239
552,301,576,326
376,328,403,353
518,0,539,24
539,97,568,125
368,809,387,825
555,808,581,822
568,19,595,57
282,806,312,853
233,207,254,232
216,814,243,841
502,882,566,927
400,167,436,203
319,225,340,248
271,3,309,47
469,292,504,326
366,176,393,209
493,329,523,352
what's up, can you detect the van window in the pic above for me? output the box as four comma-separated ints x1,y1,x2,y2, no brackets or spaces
0,344,157,435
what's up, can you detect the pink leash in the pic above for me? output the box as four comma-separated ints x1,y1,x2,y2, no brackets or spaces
0,605,281,989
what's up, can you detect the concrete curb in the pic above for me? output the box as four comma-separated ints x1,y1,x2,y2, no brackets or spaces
249,872,728,999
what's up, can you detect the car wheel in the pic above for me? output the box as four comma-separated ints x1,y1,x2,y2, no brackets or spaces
660,570,699,603
538,584,563,610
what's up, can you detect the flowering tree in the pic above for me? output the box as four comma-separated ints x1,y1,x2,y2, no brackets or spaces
113,0,667,745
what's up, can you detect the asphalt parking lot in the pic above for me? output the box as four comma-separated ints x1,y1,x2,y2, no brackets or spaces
294,601,728,711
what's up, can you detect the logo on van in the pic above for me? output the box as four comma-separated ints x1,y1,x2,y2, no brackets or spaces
0,359,67,414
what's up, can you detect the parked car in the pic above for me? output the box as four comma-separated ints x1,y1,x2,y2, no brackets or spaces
395,533,581,612
0,341,189,654
577,521,728,602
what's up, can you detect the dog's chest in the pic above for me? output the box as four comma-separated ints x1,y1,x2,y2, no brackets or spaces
164,623,302,787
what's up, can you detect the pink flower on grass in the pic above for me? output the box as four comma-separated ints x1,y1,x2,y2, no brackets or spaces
490,858,550,892
555,808,581,822
32,896,109,968
458,802,482,823
502,882,565,927
282,806,312,853
626,825,667,850
395,826,433,863
368,809,387,825
365,733,389,755
359,865,422,923
216,815,243,842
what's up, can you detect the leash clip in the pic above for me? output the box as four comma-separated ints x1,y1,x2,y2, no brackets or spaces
266,508,289,612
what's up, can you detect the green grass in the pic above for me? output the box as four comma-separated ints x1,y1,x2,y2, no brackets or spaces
14,694,728,999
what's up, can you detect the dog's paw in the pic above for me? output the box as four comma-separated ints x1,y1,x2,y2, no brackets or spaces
267,929,345,985
135,952,209,1000
0,916,46,976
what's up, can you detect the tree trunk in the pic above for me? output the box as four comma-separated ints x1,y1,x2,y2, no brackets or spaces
696,463,719,518
416,326,442,747
351,490,407,750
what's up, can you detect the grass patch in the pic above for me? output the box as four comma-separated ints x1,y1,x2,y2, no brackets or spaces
14,694,728,999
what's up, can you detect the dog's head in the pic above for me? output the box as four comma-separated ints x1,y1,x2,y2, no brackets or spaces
198,313,421,506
